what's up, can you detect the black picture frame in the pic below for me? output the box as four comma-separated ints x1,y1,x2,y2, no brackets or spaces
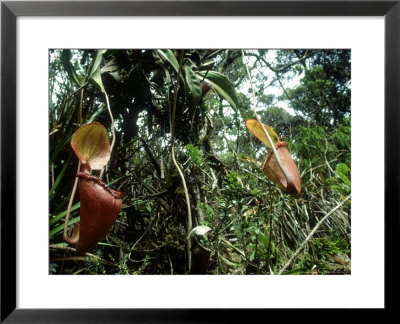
1,0,398,322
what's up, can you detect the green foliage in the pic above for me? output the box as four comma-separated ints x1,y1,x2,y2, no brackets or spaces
296,126,329,162
85,251,106,274
186,144,203,166
49,263,58,274
332,116,351,152
183,65,202,105
335,163,351,186
292,233,350,274
156,49,179,73
326,162,351,205
294,117,351,182
313,236,349,260
249,229,283,266
198,71,240,110
282,50,350,127
60,49,82,86
135,255,151,274
223,171,244,199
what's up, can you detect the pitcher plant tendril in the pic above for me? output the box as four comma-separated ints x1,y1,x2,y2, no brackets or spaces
241,50,294,185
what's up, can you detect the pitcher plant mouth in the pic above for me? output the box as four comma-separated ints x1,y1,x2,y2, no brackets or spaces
245,118,301,195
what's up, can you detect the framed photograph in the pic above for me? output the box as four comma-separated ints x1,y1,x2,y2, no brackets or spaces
1,0,398,321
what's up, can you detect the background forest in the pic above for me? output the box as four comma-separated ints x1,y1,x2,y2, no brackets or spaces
49,49,351,275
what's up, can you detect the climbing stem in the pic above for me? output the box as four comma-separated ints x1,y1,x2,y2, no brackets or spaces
100,90,115,178
63,163,80,244
170,50,193,272
241,50,293,184
64,87,85,243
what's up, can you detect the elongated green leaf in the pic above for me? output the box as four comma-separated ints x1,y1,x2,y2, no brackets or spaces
49,216,79,238
88,50,107,92
245,119,279,148
336,172,351,188
88,50,107,79
198,71,239,110
336,163,349,175
156,49,187,97
87,105,106,123
257,232,270,249
155,49,179,73
107,174,129,186
60,50,82,87
91,67,105,93
331,184,348,195
184,65,202,105
50,202,80,227
221,256,242,267
49,155,71,201
282,267,308,275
